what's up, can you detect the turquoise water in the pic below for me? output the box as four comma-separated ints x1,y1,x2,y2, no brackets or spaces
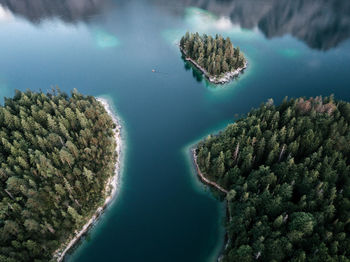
0,0,350,261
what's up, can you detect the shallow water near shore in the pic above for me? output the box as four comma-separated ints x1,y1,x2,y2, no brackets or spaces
0,0,350,261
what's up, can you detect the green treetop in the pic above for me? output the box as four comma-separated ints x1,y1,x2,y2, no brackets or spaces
196,96,350,261
180,32,246,77
0,88,118,261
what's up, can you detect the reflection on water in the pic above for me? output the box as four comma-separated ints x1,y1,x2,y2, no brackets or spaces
0,4,13,21
184,60,204,83
158,0,350,50
0,0,112,23
2,0,350,50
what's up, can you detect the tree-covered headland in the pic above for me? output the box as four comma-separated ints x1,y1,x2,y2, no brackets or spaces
180,32,246,84
0,89,118,261
195,96,350,261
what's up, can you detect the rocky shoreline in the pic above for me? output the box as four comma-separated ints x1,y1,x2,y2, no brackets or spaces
191,148,228,194
191,148,229,262
192,147,229,262
52,97,123,262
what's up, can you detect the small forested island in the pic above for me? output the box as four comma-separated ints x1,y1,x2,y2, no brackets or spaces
194,96,350,261
180,32,247,84
0,89,121,262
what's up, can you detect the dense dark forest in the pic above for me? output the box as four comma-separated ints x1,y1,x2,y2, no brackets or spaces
0,89,117,261
196,96,350,261
180,32,246,77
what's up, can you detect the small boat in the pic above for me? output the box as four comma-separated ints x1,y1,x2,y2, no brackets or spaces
152,69,156,72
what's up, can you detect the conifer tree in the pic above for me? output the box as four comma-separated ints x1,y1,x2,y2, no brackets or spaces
0,89,118,261
180,32,246,78
196,96,350,262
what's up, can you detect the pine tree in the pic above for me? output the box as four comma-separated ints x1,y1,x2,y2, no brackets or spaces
195,96,350,262
222,60,229,72
180,32,245,78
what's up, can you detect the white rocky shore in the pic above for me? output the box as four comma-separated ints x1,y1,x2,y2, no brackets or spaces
52,97,122,262
180,46,247,84
208,61,247,84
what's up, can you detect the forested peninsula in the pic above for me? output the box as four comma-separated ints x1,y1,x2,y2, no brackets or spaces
180,32,247,84
0,89,121,262
194,96,350,261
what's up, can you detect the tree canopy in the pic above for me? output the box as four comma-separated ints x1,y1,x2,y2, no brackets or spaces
0,88,117,261
196,96,350,261
180,32,246,77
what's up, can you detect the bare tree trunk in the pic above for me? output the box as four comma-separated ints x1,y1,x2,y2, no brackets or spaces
5,189,15,200
279,145,286,162
233,142,239,162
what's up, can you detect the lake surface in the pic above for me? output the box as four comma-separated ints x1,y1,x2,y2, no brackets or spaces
0,0,350,261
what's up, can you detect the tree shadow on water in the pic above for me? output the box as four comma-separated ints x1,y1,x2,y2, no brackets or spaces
181,55,204,83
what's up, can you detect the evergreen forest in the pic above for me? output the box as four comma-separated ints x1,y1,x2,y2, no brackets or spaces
0,89,117,261
180,32,246,77
196,96,350,261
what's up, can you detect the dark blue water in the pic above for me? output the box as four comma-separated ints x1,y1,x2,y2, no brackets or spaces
0,0,350,261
